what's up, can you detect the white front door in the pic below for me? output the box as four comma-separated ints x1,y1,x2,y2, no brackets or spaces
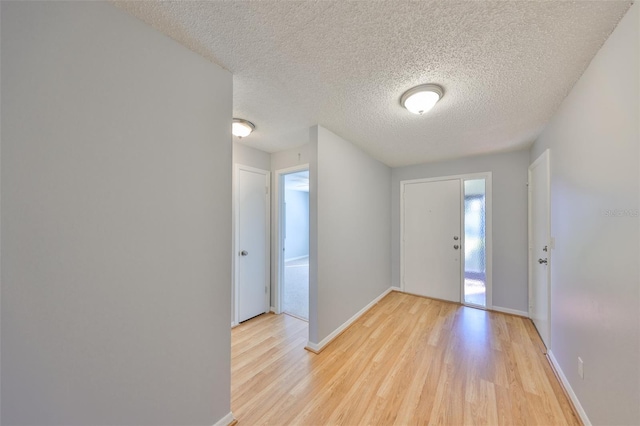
403,179,461,302
236,165,270,323
529,150,551,348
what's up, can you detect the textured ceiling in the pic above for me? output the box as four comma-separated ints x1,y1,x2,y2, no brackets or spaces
115,1,631,167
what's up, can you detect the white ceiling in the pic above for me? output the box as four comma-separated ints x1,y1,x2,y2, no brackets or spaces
115,1,630,167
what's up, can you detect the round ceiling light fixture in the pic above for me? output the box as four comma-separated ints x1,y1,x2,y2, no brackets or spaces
400,84,444,115
232,118,255,138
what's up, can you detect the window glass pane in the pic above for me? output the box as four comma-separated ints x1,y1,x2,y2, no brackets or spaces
464,179,486,307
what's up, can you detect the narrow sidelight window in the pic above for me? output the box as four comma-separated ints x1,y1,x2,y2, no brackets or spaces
463,179,486,307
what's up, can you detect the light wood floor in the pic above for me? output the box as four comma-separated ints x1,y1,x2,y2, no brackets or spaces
231,291,580,425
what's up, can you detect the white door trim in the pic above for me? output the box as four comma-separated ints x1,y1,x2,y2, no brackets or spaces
233,164,271,326
274,164,309,315
400,172,493,309
528,149,551,348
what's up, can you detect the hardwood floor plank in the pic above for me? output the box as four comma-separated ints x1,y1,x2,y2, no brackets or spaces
231,291,581,425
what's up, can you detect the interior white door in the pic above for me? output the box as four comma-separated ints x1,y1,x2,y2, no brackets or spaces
237,166,269,323
529,150,551,348
403,179,461,302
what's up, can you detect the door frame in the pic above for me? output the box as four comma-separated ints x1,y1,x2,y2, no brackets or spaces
400,172,493,309
273,164,310,315
233,164,271,326
528,149,551,347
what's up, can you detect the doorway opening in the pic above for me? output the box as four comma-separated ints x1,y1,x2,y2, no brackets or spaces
463,178,487,307
279,168,309,321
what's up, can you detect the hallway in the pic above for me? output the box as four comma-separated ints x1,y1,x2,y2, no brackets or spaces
231,291,579,425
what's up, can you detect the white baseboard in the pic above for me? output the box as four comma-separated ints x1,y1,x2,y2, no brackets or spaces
212,411,235,426
284,255,309,262
390,286,402,292
491,305,529,317
306,287,393,353
231,321,239,329
270,306,276,313
548,351,591,426
305,340,324,352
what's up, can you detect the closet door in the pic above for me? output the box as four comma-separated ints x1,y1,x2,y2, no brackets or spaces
236,165,270,323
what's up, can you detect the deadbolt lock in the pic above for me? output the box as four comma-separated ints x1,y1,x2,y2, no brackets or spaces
453,236,459,240
453,244,459,250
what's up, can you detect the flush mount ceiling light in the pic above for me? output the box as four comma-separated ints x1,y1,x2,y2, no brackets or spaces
400,84,444,115
232,118,255,138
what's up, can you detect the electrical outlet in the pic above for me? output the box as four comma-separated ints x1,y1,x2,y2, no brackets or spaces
578,357,584,379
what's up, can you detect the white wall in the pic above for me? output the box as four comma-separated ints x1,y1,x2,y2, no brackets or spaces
233,142,271,171
284,188,310,260
271,142,314,172
530,5,639,424
314,126,391,343
1,2,233,425
391,150,530,313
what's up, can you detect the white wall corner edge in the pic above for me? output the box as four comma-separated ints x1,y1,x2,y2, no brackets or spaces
306,286,394,352
491,305,529,317
212,411,235,426
547,351,592,426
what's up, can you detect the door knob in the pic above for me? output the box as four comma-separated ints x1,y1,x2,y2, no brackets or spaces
453,236,459,240
240,250,248,256
453,245,459,250
538,258,547,265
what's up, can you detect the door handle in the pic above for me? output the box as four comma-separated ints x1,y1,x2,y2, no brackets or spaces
453,245,459,250
240,250,248,256
538,258,547,265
